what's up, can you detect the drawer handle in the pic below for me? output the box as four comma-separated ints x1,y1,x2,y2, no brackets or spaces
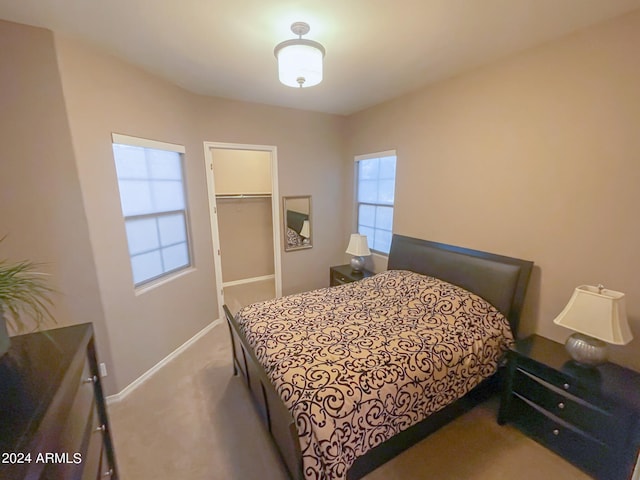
562,383,570,390
94,424,106,433
102,468,114,477
552,428,560,436
557,402,565,410
83,375,97,384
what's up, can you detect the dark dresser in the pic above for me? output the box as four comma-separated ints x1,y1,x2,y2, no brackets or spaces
498,334,640,480
0,323,118,479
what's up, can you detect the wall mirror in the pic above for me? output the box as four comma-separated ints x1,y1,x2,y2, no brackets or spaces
283,196,312,251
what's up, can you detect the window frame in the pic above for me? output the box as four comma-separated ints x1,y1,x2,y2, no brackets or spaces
354,149,397,256
111,133,193,288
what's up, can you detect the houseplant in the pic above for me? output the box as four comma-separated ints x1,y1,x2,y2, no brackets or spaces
0,240,55,356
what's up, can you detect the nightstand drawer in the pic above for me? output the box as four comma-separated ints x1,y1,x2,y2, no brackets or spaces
329,265,374,287
516,356,609,410
510,394,613,478
331,272,350,285
512,368,620,445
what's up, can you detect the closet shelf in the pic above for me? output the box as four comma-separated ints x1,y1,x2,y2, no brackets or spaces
215,193,272,199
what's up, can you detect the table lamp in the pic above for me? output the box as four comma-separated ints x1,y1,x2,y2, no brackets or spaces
299,220,310,245
553,284,633,366
346,234,371,272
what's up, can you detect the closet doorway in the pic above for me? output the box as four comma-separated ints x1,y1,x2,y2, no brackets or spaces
204,142,282,319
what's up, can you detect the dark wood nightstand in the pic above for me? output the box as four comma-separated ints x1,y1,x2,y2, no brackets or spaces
330,264,374,286
498,334,640,480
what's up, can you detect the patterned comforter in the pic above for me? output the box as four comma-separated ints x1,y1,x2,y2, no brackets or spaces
286,227,304,248
236,270,514,480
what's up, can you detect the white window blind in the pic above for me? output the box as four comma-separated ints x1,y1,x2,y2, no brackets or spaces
355,150,397,254
112,134,191,286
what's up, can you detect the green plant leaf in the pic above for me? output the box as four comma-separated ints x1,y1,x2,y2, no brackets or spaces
0,240,56,333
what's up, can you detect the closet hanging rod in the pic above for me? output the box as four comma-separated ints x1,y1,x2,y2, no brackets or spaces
215,193,272,199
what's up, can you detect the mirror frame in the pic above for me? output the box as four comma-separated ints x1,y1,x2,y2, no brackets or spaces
283,196,312,251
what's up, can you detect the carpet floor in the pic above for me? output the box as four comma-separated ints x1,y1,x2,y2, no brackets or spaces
107,322,591,480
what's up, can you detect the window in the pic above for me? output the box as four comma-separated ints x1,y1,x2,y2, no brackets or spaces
112,134,191,287
355,150,397,254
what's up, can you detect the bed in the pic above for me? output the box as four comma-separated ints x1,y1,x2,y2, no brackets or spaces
225,234,533,480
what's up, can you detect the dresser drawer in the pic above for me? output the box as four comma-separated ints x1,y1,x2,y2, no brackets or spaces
64,357,97,448
41,357,97,479
510,394,613,478
98,444,115,479
512,368,620,445
82,407,104,480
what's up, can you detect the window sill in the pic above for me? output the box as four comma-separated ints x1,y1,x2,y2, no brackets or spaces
134,267,195,296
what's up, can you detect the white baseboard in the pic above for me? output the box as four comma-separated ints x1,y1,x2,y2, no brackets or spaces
106,319,221,404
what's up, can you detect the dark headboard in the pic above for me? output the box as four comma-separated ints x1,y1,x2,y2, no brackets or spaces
388,234,533,335
286,210,308,234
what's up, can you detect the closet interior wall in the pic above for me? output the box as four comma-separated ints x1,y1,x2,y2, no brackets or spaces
212,148,276,314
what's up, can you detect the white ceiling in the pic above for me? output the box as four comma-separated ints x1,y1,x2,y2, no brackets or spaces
1,0,639,115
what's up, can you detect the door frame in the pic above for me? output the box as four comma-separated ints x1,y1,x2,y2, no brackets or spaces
203,142,282,320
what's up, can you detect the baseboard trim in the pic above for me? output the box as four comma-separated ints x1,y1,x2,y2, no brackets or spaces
106,319,221,404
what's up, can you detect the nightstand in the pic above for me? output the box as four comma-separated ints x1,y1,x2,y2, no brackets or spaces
330,264,374,286
498,334,640,480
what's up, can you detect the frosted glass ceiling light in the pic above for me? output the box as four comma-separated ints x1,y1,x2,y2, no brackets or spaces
274,22,325,88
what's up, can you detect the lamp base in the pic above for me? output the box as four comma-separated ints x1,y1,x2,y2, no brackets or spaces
350,256,365,272
565,332,608,366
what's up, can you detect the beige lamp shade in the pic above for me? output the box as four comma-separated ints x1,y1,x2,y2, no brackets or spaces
299,220,310,239
346,234,371,256
553,285,633,345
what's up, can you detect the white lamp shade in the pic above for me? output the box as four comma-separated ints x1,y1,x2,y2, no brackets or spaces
553,285,633,345
276,42,323,88
299,220,310,239
346,234,371,257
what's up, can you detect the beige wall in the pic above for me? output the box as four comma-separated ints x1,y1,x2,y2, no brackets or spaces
346,10,640,370
217,198,274,282
54,35,219,394
0,21,114,386
213,149,272,194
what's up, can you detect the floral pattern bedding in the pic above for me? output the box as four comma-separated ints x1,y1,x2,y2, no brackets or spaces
236,270,514,480
286,227,304,248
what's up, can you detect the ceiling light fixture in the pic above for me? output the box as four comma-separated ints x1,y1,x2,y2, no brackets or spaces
274,22,325,88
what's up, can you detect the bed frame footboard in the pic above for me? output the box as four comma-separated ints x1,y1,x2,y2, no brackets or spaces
224,305,303,480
